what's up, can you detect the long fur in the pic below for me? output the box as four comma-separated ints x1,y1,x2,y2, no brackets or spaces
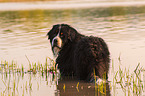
47,24,110,82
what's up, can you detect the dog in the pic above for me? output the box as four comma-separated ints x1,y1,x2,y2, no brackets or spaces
47,24,110,82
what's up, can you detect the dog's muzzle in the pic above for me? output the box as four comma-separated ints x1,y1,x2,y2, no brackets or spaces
52,36,62,57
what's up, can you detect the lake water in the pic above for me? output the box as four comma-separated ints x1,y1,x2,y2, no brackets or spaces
0,0,145,96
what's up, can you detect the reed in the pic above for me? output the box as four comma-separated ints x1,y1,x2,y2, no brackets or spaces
0,56,144,96
112,61,144,96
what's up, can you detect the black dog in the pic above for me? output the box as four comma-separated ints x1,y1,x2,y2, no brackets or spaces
47,24,110,82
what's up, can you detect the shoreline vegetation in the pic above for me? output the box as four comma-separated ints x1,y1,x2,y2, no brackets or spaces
0,57,56,76
0,57,144,96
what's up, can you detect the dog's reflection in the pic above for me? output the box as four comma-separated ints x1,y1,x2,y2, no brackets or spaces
55,78,111,96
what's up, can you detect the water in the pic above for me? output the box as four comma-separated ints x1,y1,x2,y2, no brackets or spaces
0,0,145,96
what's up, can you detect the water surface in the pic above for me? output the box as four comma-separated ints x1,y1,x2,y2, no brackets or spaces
0,0,145,95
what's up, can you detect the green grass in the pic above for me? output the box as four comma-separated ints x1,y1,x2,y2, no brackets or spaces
0,59,56,76
0,57,144,96
0,57,57,96
111,59,144,96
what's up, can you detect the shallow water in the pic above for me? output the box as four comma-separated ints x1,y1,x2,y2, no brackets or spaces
0,0,145,96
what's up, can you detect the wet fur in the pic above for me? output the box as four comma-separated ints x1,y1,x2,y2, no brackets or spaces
47,24,110,82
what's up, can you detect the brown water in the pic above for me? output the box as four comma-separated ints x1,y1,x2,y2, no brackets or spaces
0,0,145,96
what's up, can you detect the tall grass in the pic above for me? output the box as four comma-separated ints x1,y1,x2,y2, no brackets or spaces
0,57,57,96
0,56,144,96
111,58,144,96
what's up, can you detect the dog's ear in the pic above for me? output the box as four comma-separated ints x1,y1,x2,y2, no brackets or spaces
47,25,55,39
47,24,60,39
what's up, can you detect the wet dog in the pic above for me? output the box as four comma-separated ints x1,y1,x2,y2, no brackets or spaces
47,24,110,82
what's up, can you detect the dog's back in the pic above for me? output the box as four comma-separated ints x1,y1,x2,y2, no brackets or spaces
74,36,110,81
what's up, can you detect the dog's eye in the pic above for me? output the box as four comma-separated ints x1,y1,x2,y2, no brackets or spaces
61,33,63,35
60,33,64,38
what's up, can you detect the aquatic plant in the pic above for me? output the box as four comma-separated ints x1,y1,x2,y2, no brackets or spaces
111,59,144,96
0,57,57,96
0,56,144,96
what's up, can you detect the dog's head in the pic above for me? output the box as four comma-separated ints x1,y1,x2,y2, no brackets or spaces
47,24,77,56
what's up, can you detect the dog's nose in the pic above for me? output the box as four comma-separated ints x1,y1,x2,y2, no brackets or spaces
52,36,62,48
